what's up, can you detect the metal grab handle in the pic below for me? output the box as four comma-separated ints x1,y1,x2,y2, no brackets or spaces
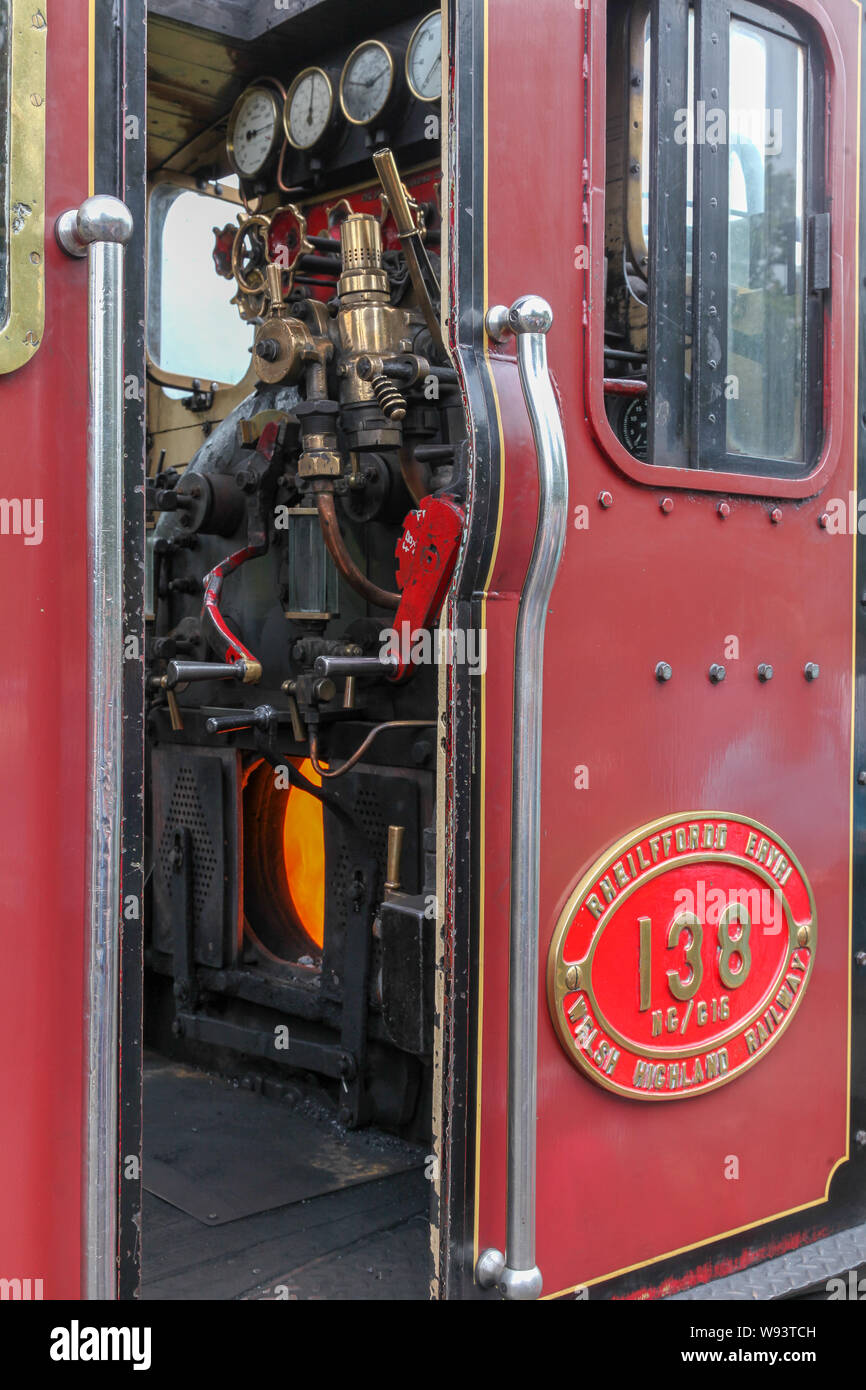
476,296,569,1301
57,196,134,1300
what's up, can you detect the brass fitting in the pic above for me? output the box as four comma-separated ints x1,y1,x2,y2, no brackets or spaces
335,214,419,446
252,262,335,387
385,825,405,893
297,438,342,478
295,399,342,480
253,316,317,385
338,214,390,299
369,374,407,421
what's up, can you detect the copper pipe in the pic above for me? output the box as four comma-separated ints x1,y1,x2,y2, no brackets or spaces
309,720,435,780
316,493,400,610
269,68,306,197
260,75,287,101
276,136,306,196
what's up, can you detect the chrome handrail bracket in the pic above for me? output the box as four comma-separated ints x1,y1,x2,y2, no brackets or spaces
476,297,569,1301
57,196,134,1301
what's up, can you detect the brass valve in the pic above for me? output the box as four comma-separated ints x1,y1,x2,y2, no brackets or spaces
253,316,318,387
252,264,332,389
251,208,426,449
335,213,421,448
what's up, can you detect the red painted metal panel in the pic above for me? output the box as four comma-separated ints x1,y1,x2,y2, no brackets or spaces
473,0,857,1297
0,4,92,1297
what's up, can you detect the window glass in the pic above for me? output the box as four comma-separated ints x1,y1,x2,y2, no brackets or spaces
147,182,252,386
727,21,805,462
611,0,820,477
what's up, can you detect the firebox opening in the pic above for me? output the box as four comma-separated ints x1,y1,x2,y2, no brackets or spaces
242,757,327,962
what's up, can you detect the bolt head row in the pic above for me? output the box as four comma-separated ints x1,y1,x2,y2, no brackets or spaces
592,495,792,522
654,662,816,683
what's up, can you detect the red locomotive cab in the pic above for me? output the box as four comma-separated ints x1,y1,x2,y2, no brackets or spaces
0,0,865,1317
454,0,865,1300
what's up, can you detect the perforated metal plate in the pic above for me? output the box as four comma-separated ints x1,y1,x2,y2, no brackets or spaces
151,745,241,967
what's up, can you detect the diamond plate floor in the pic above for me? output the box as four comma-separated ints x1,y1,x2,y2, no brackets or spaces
668,1223,866,1300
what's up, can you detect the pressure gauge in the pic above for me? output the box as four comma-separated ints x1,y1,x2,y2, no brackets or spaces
226,85,281,179
406,11,442,102
284,67,335,151
621,396,649,459
339,40,396,126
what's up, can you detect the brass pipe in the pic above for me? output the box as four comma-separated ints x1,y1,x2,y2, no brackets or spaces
305,356,329,402
385,825,405,892
372,149,443,351
316,493,400,610
166,689,184,732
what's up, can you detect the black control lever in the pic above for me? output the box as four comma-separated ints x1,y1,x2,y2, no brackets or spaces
205,705,298,736
163,660,247,690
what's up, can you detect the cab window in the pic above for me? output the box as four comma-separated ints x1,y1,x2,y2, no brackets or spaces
604,0,826,476
147,180,253,388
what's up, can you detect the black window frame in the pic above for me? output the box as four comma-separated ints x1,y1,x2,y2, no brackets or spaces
644,0,827,478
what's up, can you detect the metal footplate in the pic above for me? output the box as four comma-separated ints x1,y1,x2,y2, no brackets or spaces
667,1222,866,1300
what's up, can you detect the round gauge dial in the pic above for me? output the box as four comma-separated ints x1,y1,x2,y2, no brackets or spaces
406,11,442,102
284,67,335,150
340,40,396,126
227,86,281,178
621,396,649,459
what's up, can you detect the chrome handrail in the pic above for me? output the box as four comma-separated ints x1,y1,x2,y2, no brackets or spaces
476,296,569,1301
57,196,134,1300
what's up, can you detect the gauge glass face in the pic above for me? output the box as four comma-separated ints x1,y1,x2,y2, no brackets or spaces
622,396,649,459
228,87,279,177
286,68,333,150
340,42,394,125
407,12,442,101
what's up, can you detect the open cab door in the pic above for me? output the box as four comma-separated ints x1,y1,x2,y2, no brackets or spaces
437,0,865,1299
0,1,146,1298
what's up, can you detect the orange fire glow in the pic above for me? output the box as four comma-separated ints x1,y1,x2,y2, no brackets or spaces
282,758,325,948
